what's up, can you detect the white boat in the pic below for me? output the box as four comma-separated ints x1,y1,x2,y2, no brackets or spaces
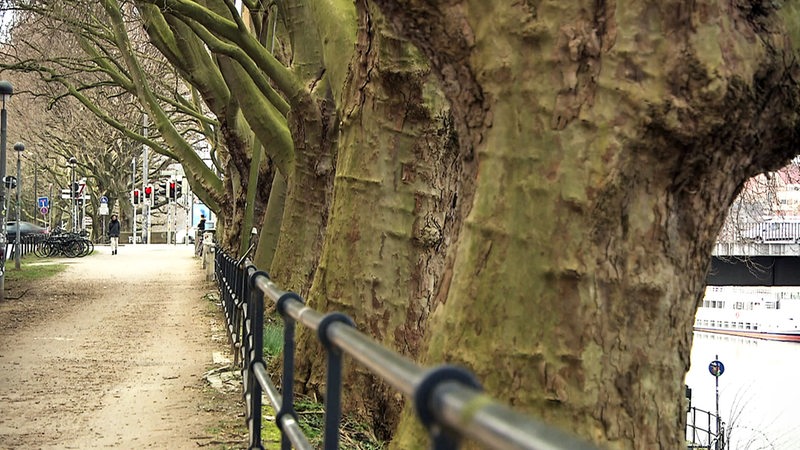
694,286,800,342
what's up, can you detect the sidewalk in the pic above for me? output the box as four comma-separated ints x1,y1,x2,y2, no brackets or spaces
0,244,241,449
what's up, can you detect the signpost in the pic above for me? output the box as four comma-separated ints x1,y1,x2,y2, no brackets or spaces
37,197,49,225
709,357,725,450
99,195,109,242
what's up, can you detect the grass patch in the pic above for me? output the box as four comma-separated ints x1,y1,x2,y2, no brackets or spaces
4,258,68,282
263,320,284,358
260,396,385,449
256,320,385,449
261,403,283,447
339,416,386,450
296,397,325,444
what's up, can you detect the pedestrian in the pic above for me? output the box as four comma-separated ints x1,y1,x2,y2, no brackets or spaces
198,214,206,234
195,214,206,257
108,214,121,255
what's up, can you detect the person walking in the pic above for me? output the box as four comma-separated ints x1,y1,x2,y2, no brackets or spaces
108,214,121,255
195,214,206,257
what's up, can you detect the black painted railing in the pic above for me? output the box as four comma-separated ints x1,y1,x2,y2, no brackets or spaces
5,234,46,260
215,249,599,450
686,406,725,450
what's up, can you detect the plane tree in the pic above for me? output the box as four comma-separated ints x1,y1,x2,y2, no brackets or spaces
0,0,232,235
130,0,346,286
8,1,799,449
2,7,454,415
372,1,800,448
1,57,170,236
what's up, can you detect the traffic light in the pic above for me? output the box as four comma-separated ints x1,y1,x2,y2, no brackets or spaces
71,181,80,196
144,184,153,202
133,189,141,204
168,181,177,200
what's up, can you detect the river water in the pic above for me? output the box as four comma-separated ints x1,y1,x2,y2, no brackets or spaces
685,331,800,449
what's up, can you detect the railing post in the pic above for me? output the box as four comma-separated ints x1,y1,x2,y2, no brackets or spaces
317,312,356,450
234,258,244,354
215,250,220,282
276,291,303,450
414,365,482,450
248,270,269,450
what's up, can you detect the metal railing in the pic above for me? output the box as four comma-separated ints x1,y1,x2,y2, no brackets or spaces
215,250,599,450
686,406,725,450
5,234,46,260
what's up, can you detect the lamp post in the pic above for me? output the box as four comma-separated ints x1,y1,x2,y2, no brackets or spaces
131,157,137,245
142,114,149,244
68,157,77,232
0,80,13,302
13,142,23,270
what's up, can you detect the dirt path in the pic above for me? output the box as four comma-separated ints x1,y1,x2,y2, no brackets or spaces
0,244,244,449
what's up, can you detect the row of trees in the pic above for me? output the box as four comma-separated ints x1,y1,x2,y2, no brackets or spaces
0,35,173,237
2,1,800,448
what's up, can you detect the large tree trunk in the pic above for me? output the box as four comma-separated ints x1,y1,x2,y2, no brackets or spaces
376,1,800,448
265,0,341,295
292,2,461,439
268,94,337,294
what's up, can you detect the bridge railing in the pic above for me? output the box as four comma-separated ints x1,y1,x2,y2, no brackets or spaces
215,249,599,450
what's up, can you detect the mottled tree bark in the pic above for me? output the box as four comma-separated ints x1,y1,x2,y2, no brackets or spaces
374,1,800,448
292,2,460,438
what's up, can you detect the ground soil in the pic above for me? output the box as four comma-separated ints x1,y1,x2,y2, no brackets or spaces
0,244,247,449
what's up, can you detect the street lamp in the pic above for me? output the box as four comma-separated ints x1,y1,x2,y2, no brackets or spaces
14,142,24,270
69,156,77,232
0,80,13,302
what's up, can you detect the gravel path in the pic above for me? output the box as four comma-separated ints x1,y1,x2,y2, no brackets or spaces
0,244,242,449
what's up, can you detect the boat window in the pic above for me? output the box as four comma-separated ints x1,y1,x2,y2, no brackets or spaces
766,302,776,309
738,322,743,328
734,301,744,310
753,324,758,330
723,321,729,327
745,323,751,330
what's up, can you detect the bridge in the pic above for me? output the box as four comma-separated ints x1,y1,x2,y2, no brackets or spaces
708,242,800,286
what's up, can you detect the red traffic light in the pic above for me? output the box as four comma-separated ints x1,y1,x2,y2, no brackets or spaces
144,185,153,196
133,189,141,204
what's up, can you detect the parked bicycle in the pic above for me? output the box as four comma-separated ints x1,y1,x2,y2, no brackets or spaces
35,228,94,258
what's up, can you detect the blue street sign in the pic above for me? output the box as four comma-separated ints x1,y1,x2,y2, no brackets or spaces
708,360,725,377
100,196,109,204
37,196,49,209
